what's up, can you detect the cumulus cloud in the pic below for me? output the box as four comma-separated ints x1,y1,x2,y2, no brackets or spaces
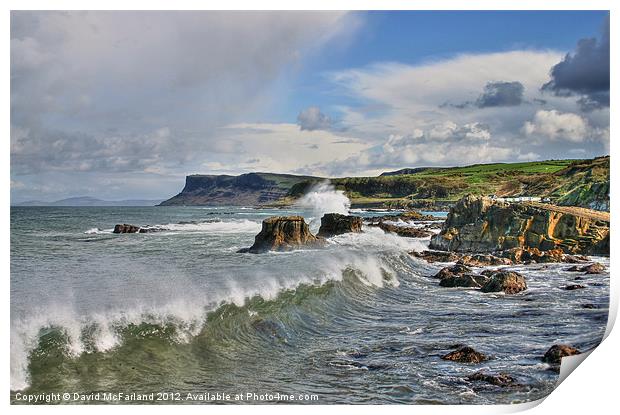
522,110,588,142
476,81,524,108
542,15,610,110
297,106,332,131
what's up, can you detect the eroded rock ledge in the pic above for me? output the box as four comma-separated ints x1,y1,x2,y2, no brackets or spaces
429,195,609,256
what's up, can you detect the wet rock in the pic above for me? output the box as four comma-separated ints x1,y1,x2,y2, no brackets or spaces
564,255,590,264
457,254,513,267
431,264,472,279
566,262,605,274
439,274,489,288
368,221,431,238
317,213,362,237
365,210,436,223
564,284,586,291
441,346,486,363
247,216,325,253
542,344,581,364
113,224,141,233
467,371,517,387
410,250,461,263
480,271,527,294
581,303,598,309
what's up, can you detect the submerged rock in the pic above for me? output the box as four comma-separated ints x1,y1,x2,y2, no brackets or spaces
467,371,517,387
317,213,362,237
564,284,587,291
542,344,581,364
429,195,609,256
441,346,486,363
247,216,325,253
480,271,527,294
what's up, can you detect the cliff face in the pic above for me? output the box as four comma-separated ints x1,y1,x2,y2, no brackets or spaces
159,173,318,206
429,195,609,256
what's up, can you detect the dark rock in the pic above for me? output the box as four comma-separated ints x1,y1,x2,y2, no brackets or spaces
432,264,472,279
247,216,325,253
368,221,431,238
457,254,513,267
480,271,527,294
113,224,141,233
581,303,598,309
441,346,486,363
365,210,436,223
564,284,586,291
317,213,363,237
439,274,489,288
410,250,461,263
542,344,581,364
467,371,517,387
564,255,590,263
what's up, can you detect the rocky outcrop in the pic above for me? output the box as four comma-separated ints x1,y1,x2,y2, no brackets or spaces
480,271,527,294
542,344,581,364
113,224,141,233
317,213,362,237
246,216,325,253
430,195,609,256
365,211,437,223
441,346,486,363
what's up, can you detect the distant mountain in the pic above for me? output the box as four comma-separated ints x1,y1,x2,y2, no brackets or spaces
14,196,163,207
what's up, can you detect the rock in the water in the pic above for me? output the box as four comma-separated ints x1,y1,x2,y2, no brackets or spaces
542,344,581,364
441,346,486,363
410,250,461,263
368,221,431,237
429,195,609,256
467,371,517,387
432,264,472,279
247,216,325,253
480,271,527,294
439,274,489,288
113,224,141,233
457,254,513,267
317,213,362,237
564,284,586,291
365,210,436,223
566,262,605,274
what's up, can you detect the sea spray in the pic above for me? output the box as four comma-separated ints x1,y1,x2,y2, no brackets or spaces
296,181,351,221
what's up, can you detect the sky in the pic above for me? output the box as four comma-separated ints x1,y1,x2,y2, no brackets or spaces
10,11,610,202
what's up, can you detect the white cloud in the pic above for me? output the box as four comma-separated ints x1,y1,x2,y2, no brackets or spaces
522,110,587,142
297,107,332,131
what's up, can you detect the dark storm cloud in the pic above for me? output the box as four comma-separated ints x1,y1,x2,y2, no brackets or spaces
476,81,525,108
542,15,610,110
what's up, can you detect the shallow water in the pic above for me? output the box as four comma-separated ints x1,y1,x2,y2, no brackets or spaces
10,206,609,404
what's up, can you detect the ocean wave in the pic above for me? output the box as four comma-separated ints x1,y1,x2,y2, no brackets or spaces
10,251,401,391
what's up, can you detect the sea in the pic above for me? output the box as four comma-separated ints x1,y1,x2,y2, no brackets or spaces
10,191,609,404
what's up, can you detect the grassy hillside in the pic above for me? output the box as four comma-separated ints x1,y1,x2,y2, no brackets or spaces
160,157,609,211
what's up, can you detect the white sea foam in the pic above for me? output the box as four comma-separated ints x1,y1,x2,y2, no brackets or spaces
161,219,261,234
296,181,350,218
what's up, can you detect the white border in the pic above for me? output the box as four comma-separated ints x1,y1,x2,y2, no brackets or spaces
3,1,617,414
